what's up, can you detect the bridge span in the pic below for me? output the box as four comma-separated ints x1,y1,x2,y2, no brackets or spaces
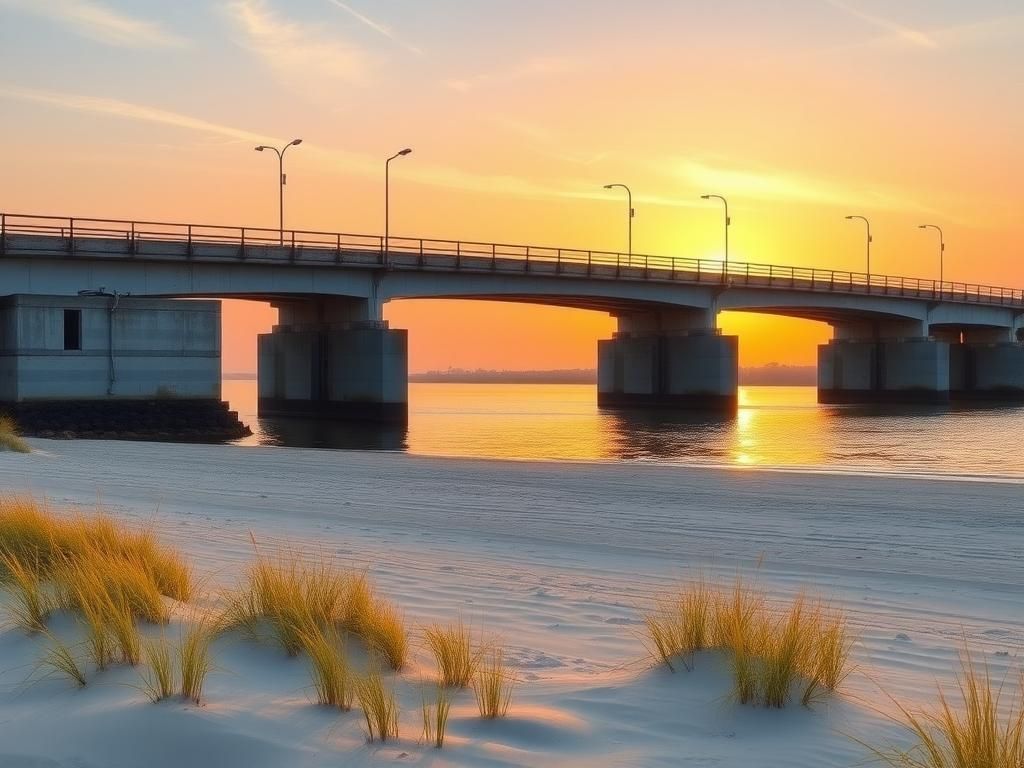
2,213,1023,421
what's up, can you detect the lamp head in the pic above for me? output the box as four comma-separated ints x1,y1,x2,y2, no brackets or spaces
701,195,711,200
845,215,855,220
398,148,412,156
604,184,614,190
290,138,303,146
254,145,266,152
918,224,927,229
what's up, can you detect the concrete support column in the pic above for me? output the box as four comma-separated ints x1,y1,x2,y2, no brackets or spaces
818,319,949,403
257,298,408,423
597,309,738,411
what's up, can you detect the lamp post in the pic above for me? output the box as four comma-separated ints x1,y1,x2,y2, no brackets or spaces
700,194,730,274
385,148,412,266
845,215,872,286
254,138,303,245
603,183,634,258
918,224,945,286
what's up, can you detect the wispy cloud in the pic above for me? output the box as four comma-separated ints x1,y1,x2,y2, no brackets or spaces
0,0,185,48
225,0,369,85
446,56,582,93
672,159,936,214
0,84,268,144
325,0,421,55
825,0,937,49
0,84,598,206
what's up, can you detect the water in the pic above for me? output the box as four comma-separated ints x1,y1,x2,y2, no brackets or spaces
223,380,1024,479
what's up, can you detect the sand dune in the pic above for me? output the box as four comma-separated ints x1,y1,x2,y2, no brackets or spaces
0,440,1021,766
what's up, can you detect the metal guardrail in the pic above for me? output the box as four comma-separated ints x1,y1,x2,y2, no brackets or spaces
1,212,1022,308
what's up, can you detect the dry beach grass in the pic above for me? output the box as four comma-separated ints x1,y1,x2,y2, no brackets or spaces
0,416,30,454
644,578,853,708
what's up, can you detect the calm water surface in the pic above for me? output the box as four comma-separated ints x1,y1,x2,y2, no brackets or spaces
223,381,1024,479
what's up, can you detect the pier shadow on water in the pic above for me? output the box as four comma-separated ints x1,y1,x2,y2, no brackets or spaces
254,416,408,452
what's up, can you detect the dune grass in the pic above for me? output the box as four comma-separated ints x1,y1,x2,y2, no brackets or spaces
299,622,353,710
801,608,853,705
421,685,452,748
78,589,116,671
759,596,810,708
359,598,408,672
644,579,717,672
356,669,400,743
0,549,50,632
180,620,213,704
224,544,407,670
0,497,192,631
40,633,87,687
425,619,479,688
644,578,853,708
870,650,1024,768
140,635,176,702
0,415,30,454
473,647,514,719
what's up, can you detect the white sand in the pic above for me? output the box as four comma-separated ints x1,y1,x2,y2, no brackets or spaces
1,440,1022,767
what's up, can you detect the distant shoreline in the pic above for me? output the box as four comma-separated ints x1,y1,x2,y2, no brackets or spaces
225,364,817,386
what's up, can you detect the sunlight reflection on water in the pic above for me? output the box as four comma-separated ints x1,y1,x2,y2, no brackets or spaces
223,381,1024,478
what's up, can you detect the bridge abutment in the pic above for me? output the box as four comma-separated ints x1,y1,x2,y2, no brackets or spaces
257,299,408,423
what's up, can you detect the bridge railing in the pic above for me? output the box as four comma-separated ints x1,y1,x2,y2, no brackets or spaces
2,212,1022,308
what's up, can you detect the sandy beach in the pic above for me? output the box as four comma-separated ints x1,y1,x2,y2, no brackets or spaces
1,439,1022,767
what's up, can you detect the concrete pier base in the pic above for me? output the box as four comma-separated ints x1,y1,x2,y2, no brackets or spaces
818,338,950,403
597,331,738,410
258,325,408,423
949,342,1024,401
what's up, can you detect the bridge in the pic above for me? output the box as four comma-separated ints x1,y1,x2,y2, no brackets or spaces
2,212,1023,421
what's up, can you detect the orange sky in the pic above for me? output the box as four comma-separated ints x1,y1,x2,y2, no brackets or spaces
1,1,1021,372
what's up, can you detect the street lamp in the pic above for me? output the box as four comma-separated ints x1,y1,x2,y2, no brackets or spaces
603,183,634,258
918,224,946,285
385,148,412,266
845,215,872,286
700,194,731,273
254,138,303,245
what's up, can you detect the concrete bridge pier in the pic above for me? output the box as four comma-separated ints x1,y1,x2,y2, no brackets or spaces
257,297,408,423
597,309,739,410
818,319,950,403
934,327,1024,401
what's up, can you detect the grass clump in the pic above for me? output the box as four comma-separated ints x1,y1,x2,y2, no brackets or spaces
180,620,213,704
299,623,353,710
473,648,514,719
40,633,87,687
0,549,51,632
421,685,452,749
759,596,811,708
362,599,408,672
425,619,479,688
870,649,1024,768
356,670,400,743
140,635,176,702
0,497,193,633
0,415,30,454
644,578,854,708
225,543,407,670
644,579,716,672
801,608,853,705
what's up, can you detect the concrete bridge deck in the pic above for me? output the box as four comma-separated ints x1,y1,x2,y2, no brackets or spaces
2,213,1022,311
2,212,1023,419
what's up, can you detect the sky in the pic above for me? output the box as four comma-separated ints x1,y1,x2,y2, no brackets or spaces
1,0,1021,372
